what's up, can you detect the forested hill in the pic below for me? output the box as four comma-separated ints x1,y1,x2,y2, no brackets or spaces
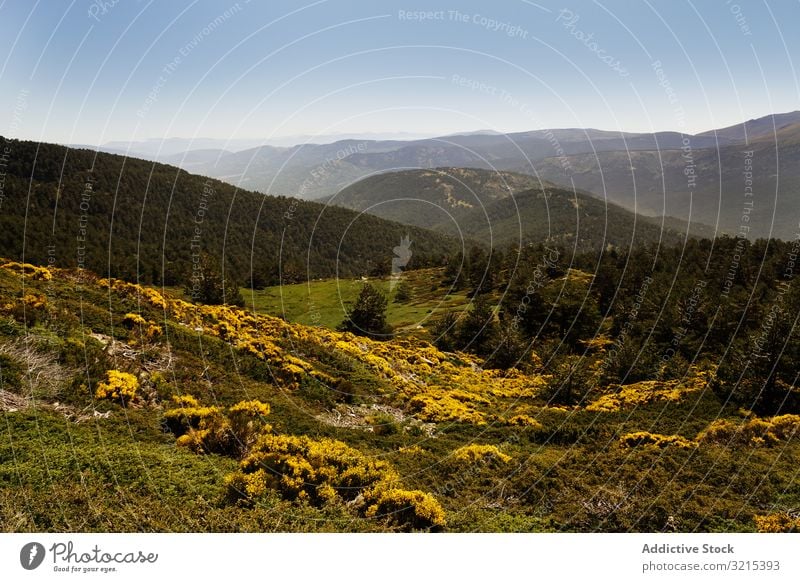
331,168,716,249
0,137,456,286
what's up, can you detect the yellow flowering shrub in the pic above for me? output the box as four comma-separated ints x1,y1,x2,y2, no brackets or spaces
122,312,162,340
488,375,546,398
228,434,397,505
227,433,446,530
2,292,49,323
365,488,446,531
140,287,168,309
452,444,512,464
504,414,544,429
227,400,272,452
768,414,800,440
228,399,271,417
408,394,487,424
448,389,491,405
169,393,199,407
95,370,139,402
696,415,800,447
21,293,48,309
164,396,270,456
0,261,53,280
754,513,800,533
163,398,222,434
587,370,709,412
123,312,147,326
619,431,697,450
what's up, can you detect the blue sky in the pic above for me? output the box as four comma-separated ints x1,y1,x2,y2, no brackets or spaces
1,0,798,145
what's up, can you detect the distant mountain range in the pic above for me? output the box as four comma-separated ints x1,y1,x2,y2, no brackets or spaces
532,115,800,240
143,126,737,202
67,110,800,240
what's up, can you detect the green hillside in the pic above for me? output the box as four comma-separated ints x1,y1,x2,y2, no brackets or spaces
1,250,799,532
332,167,714,249
451,186,714,249
331,168,546,229
0,137,456,286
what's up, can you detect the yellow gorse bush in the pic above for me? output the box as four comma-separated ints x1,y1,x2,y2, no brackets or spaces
619,431,697,450
21,293,48,309
586,369,710,412
229,433,397,505
122,312,162,341
365,488,446,531
452,444,512,464
696,414,800,447
2,292,49,323
0,261,53,280
753,512,800,532
164,396,271,456
408,393,488,424
95,370,139,402
227,432,445,530
504,414,544,429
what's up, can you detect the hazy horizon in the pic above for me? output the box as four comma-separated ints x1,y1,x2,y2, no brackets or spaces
29,106,789,157
2,1,799,145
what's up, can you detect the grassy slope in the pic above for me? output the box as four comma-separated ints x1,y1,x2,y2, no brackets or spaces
0,261,798,533
241,268,469,331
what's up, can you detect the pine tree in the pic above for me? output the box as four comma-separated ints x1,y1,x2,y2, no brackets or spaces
338,283,393,340
457,294,499,356
186,254,244,306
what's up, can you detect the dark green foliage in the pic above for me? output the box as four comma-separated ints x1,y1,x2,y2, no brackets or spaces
430,299,528,369
544,353,595,406
0,353,23,392
337,283,392,339
0,137,456,287
393,280,412,303
506,271,600,349
334,379,357,404
467,246,494,295
368,412,400,436
332,168,709,249
430,311,459,352
442,251,467,290
333,168,542,229
487,322,530,370
456,295,499,356
185,254,244,306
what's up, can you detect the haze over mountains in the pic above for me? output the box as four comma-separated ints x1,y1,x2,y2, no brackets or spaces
97,110,800,240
